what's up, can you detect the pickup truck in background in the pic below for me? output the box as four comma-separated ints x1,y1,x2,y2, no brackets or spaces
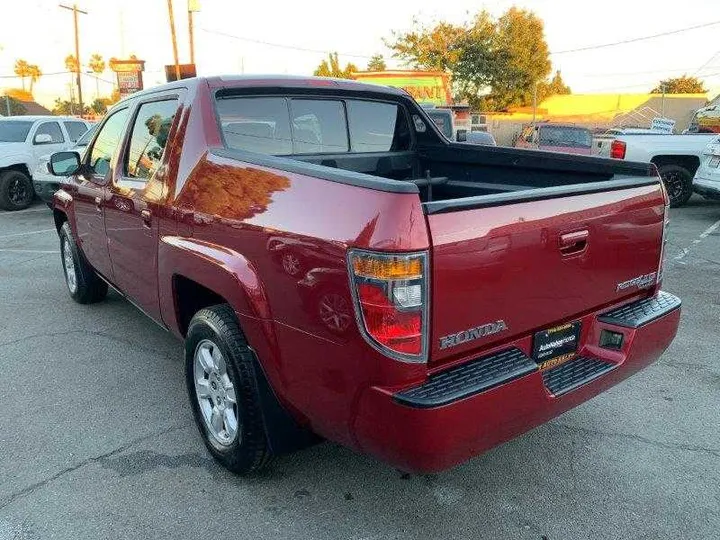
594,129,717,206
48,76,681,475
692,134,720,200
0,115,91,210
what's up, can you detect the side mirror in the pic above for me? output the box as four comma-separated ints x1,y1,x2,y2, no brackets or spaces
49,151,81,176
34,133,53,145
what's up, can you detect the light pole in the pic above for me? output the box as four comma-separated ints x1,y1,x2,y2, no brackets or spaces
167,0,181,81
59,3,87,116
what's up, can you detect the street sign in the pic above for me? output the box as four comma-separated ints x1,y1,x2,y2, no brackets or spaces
651,117,676,134
109,58,145,98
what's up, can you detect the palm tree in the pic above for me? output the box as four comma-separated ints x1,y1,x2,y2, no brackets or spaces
88,53,105,98
27,65,42,94
64,54,78,73
14,59,31,91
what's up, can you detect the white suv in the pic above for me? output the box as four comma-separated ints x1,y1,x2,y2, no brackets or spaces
0,116,91,210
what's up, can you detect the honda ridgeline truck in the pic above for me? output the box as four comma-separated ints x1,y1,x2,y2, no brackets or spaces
48,76,681,474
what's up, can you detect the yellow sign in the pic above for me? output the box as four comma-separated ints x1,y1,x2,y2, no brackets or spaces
353,70,452,106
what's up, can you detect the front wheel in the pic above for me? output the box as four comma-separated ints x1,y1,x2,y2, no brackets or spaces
658,164,693,207
185,304,272,474
0,170,34,211
59,222,108,304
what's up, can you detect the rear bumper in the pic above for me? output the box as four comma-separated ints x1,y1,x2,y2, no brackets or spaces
352,291,681,473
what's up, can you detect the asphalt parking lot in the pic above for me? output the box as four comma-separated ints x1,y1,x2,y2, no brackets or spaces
0,198,718,540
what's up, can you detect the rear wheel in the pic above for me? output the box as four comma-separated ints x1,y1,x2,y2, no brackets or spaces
185,304,272,474
658,164,693,207
0,170,34,211
59,222,108,304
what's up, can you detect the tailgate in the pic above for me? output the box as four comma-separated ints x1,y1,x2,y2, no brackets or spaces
427,183,665,363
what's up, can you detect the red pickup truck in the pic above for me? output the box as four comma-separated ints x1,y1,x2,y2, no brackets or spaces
48,76,681,475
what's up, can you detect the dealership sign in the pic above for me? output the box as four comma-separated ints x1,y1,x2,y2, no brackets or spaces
353,70,452,106
109,57,145,98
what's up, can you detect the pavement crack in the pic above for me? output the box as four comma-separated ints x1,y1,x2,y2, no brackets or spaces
0,423,190,511
552,422,720,458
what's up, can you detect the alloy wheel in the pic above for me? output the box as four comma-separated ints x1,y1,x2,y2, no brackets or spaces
193,339,240,446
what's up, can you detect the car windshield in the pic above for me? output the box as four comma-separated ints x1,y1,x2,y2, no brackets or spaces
0,120,33,142
75,123,98,147
540,126,592,148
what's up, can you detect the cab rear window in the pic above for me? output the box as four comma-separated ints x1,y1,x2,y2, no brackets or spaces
215,96,410,155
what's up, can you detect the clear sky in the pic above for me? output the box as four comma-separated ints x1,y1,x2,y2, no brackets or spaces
1,0,719,107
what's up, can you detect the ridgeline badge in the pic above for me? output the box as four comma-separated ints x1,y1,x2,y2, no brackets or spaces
616,272,657,292
439,320,508,350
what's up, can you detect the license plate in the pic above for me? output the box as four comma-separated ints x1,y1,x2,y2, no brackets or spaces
709,156,720,168
532,321,582,370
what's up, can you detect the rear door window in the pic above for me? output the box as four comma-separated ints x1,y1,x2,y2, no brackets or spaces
88,108,130,177
64,121,88,142
217,97,292,155
290,99,348,154
347,100,411,152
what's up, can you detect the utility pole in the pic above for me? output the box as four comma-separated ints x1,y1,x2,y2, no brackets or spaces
661,83,666,117
4,94,11,116
167,0,181,81
188,0,197,65
59,4,87,117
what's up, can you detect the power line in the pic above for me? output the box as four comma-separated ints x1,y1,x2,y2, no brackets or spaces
200,27,375,59
579,72,720,93
694,48,720,76
551,20,720,55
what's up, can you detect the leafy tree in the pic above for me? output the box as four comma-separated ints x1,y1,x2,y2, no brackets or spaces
651,75,706,94
387,8,553,110
537,70,571,102
27,65,42,94
313,52,358,79
13,59,31,91
65,54,78,73
52,98,89,116
90,98,108,115
366,54,387,71
88,53,105,74
1,95,27,116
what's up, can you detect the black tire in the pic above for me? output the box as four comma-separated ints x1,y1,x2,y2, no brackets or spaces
185,304,272,474
0,170,34,211
658,164,693,208
59,222,108,304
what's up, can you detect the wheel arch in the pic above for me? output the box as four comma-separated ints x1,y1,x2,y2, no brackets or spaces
650,155,701,175
0,163,31,178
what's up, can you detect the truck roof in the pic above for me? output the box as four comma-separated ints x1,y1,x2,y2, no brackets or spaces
116,75,410,105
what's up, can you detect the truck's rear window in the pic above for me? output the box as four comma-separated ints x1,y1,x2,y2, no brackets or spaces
540,126,592,148
215,96,410,155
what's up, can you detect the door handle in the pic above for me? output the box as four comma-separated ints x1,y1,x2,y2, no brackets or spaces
141,209,152,227
559,230,589,255
94,196,102,212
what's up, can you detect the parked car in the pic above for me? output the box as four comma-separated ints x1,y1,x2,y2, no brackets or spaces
686,104,720,134
48,75,680,475
464,131,497,146
594,130,716,206
515,123,594,155
33,123,97,205
692,135,720,200
0,115,91,210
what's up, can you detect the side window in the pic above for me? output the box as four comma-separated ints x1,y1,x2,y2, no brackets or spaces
347,100,410,152
88,108,130,177
290,99,348,154
216,97,292,155
34,122,64,144
125,99,178,181
63,121,88,142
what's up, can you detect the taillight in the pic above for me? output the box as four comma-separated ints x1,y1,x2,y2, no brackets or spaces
610,139,626,159
654,164,670,285
348,250,429,362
